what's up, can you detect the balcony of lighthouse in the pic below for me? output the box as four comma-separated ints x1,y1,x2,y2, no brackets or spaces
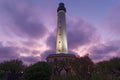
46,53,76,63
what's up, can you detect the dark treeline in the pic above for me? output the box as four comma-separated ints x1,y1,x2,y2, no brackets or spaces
0,56,120,80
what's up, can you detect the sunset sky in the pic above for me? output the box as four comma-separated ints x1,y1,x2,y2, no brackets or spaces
0,0,120,64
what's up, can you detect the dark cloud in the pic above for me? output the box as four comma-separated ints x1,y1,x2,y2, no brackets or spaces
46,19,99,50
90,44,119,55
0,46,18,58
0,0,48,39
32,50,40,55
67,19,98,49
20,47,31,54
0,46,19,59
0,42,20,62
90,40,120,61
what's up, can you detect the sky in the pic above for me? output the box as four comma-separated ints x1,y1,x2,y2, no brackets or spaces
0,0,120,64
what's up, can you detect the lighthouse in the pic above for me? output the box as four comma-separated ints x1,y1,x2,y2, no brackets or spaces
56,3,68,54
46,2,76,63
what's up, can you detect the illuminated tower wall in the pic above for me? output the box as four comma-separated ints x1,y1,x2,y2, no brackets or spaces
56,3,68,54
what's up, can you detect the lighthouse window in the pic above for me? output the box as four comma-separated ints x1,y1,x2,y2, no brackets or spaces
58,50,61,52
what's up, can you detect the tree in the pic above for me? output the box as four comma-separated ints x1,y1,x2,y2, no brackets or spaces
71,55,94,80
92,57,120,80
0,70,5,79
22,61,52,80
0,59,25,80
0,59,25,73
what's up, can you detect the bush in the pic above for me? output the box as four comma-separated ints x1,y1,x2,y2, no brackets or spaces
22,62,52,80
0,71,5,78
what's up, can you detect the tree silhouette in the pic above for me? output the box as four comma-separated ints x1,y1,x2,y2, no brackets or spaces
70,55,94,80
92,57,120,80
0,59,25,80
22,62,52,80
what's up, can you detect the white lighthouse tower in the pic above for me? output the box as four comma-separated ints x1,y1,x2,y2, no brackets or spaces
46,3,76,75
56,3,68,54
46,2,76,63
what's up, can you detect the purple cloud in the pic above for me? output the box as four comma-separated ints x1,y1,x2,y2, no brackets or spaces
0,41,40,64
90,40,120,61
0,0,48,39
32,50,40,55
1,0,119,64
0,46,18,58
67,19,98,49
0,42,20,62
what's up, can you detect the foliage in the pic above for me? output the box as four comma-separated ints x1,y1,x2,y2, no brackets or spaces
92,57,120,80
0,71,5,78
0,59,25,80
22,61,52,80
0,59,25,73
0,57,120,80
91,71,106,80
72,55,94,80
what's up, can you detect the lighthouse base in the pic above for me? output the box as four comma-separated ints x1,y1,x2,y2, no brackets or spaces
46,54,76,76
46,53,76,62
